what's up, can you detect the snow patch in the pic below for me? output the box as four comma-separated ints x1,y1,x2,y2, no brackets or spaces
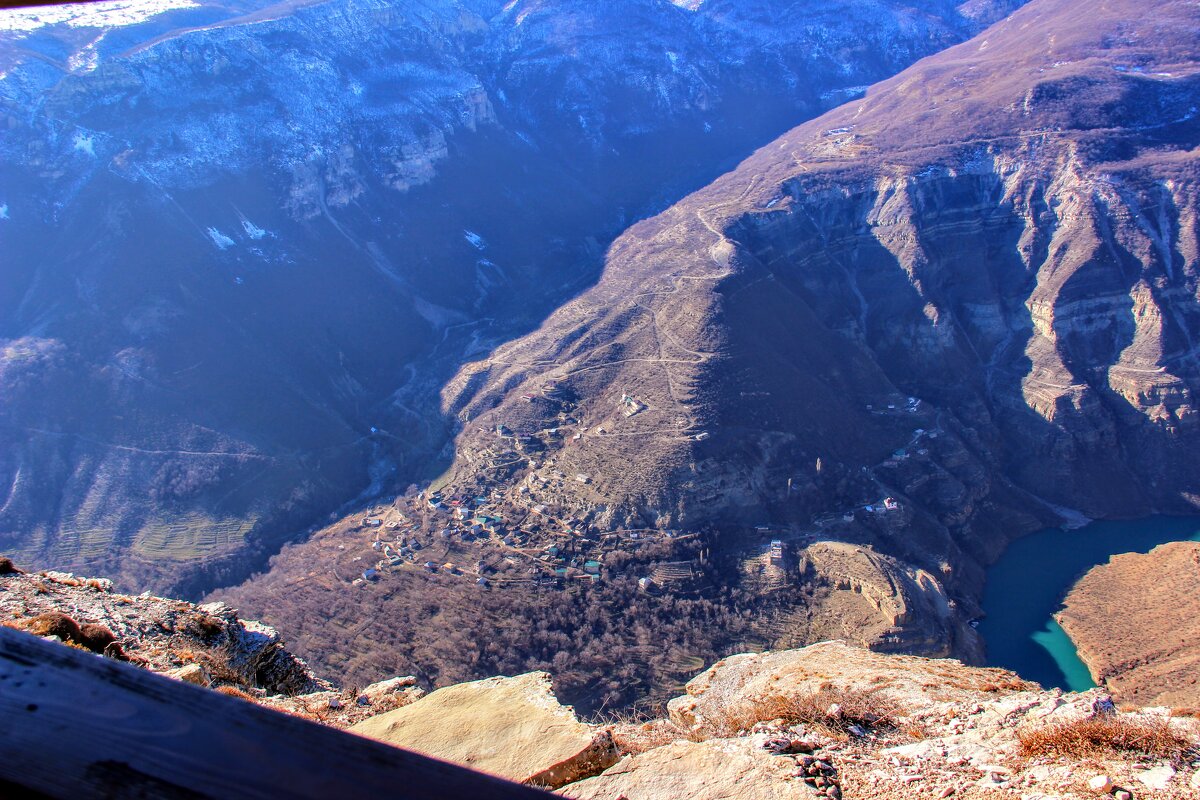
241,219,270,240
463,230,486,250
73,133,95,157
67,34,104,73
206,227,235,250
0,0,199,33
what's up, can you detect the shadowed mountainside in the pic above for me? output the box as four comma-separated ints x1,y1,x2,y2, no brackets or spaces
0,0,1018,595
223,0,1200,710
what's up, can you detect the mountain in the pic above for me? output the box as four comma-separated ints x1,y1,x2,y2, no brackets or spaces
0,0,1018,595
220,0,1200,709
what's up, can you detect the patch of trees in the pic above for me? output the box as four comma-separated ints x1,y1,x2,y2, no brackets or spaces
221,534,816,716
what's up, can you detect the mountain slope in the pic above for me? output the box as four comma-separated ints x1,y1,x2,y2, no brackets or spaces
221,0,1200,706
0,0,1017,594
438,0,1200,552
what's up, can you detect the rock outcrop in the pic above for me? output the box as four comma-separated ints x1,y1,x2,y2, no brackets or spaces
798,542,960,657
350,671,618,788
575,642,1200,800
0,559,423,726
5,566,1199,799
666,641,1034,735
1058,541,1200,708
562,737,811,800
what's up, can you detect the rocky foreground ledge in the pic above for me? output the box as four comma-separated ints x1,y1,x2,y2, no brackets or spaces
0,559,424,725
2,559,1198,798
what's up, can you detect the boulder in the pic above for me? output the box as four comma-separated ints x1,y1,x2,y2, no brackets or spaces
1135,764,1175,790
559,737,809,800
667,641,1033,733
356,675,421,706
168,664,210,687
349,672,616,788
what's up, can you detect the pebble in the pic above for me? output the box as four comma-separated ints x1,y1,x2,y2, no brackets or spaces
938,787,955,798
1113,791,1131,800
1136,765,1175,790
1087,775,1112,793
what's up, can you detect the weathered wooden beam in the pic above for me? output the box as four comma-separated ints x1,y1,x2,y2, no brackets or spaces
0,626,551,799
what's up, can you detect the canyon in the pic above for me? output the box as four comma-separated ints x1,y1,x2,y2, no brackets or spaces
3,0,1200,719
222,0,1200,711
0,0,1019,596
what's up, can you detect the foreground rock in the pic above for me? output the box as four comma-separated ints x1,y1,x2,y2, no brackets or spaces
1059,541,1200,708
667,641,1034,736
562,736,811,800
0,561,422,726
568,642,1200,799
350,672,618,788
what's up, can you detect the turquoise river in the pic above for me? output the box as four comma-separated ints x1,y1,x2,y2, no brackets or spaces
978,515,1200,691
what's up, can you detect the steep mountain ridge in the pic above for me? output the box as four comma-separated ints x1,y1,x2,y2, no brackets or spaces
391,0,1198,673
0,0,1019,593
440,0,1200,532
214,0,1200,711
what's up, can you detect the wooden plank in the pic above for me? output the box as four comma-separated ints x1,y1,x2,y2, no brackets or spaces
0,626,551,799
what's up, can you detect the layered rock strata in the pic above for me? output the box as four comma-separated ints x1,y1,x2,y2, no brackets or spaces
1058,541,1200,709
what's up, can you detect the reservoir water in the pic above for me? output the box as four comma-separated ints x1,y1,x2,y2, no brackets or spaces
978,515,1200,691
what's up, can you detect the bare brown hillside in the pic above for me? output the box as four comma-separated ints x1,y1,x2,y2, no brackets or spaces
1059,541,1200,708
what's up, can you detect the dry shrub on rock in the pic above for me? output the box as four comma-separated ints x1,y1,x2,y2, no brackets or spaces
706,685,906,739
1017,714,1193,761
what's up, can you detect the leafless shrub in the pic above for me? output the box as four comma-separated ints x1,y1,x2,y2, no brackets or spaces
215,685,258,702
701,685,907,739
1017,715,1193,761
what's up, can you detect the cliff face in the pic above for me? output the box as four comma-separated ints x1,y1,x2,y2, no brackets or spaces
8,560,1198,797
430,0,1200,657
0,0,1019,593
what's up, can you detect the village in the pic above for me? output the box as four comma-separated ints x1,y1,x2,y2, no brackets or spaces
340,385,940,599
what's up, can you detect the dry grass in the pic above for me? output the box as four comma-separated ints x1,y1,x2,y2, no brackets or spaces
183,612,225,639
1017,715,1193,761
215,685,258,702
595,706,703,754
701,685,907,739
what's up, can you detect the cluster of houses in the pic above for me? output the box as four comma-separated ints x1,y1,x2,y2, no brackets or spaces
347,477,699,594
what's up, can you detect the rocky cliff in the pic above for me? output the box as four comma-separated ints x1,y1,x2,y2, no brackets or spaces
419,0,1200,663
8,559,1199,797
0,556,425,725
